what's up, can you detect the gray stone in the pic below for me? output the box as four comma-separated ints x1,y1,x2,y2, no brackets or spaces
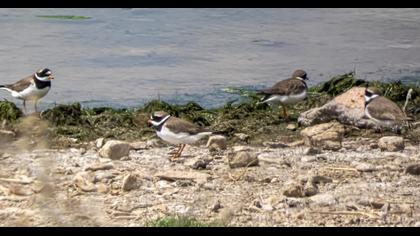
93,172,116,183
283,182,305,198
85,162,114,171
233,133,250,142
206,135,227,151
8,184,33,196
378,136,405,152
210,200,223,213
286,124,297,131
357,197,385,209
301,155,317,163
99,140,131,160
96,183,109,193
129,141,148,150
304,147,321,155
155,170,210,184
310,175,333,185
303,182,318,197
353,162,377,172
405,164,420,175
95,137,105,148
73,172,97,192
300,121,345,151
228,151,258,168
262,142,289,148
122,174,139,191
309,193,337,207
298,87,376,129
285,198,307,208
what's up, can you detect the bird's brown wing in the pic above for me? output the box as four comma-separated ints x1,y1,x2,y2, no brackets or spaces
259,78,306,95
165,117,210,135
367,97,407,121
4,75,34,92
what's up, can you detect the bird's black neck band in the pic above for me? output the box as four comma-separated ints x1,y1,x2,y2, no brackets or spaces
34,76,51,89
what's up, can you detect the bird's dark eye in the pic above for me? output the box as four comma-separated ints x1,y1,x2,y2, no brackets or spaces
365,90,373,96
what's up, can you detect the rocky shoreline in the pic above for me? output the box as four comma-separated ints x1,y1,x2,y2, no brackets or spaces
0,73,419,226
0,135,420,226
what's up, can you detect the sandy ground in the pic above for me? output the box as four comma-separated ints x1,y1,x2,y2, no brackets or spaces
1,136,420,227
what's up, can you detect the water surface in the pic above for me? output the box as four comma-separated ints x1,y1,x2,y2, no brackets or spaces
0,8,419,109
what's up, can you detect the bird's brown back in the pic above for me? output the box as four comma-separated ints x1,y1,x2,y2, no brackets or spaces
259,78,306,95
165,116,210,135
367,96,407,121
3,75,34,92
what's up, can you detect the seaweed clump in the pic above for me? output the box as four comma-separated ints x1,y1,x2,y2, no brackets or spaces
40,103,153,143
1,72,417,147
310,72,367,96
0,100,23,123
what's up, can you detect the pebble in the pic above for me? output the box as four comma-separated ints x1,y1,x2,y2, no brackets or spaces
228,151,258,168
99,140,131,160
303,182,318,197
206,135,227,151
285,198,307,208
303,147,321,156
85,162,114,171
234,133,250,142
96,183,109,193
121,174,139,191
378,136,404,152
210,200,223,213
94,172,116,183
95,138,105,149
129,141,148,150
286,124,297,131
309,194,337,207
262,142,289,148
73,172,97,192
283,182,305,198
405,164,420,175
301,155,316,163
353,161,377,172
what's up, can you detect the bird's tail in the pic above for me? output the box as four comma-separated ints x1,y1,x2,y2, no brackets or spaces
0,86,13,93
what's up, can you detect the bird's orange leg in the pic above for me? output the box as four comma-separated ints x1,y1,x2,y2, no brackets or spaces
281,105,288,120
171,144,186,161
168,145,181,155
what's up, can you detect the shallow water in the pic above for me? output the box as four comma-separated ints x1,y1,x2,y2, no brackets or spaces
0,8,419,109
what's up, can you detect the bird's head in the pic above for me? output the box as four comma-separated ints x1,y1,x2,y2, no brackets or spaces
365,86,382,103
292,69,309,81
35,68,54,81
148,111,170,127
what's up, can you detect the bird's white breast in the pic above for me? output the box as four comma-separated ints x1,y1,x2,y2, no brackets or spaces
157,125,211,145
15,84,50,100
264,90,307,105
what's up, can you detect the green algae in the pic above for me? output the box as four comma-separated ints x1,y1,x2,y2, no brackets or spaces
1,73,418,147
0,100,23,123
309,72,367,96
